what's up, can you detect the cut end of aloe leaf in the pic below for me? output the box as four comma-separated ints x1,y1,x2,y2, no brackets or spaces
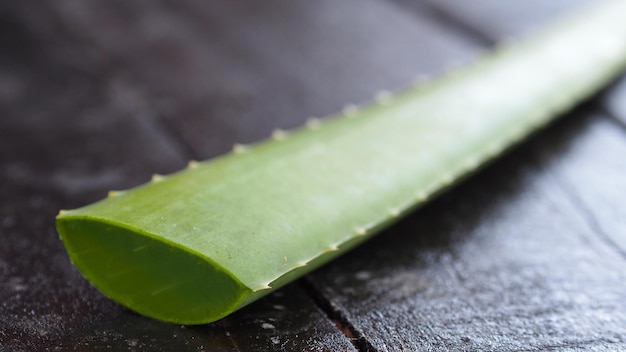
56,215,251,324
56,0,626,325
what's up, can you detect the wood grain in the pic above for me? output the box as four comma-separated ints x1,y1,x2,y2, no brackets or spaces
303,0,626,350
530,114,626,258
413,0,592,41
604,78,626,126
40,0,481,159
1,0,626,351
307,112,626,351
0,2,355,351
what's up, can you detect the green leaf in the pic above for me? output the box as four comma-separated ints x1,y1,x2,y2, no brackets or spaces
57,0,626,324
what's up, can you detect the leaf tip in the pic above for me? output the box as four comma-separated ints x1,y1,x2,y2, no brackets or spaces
107,190,125,198
232,143,249,154
416,191,429,202
508,126,527,142
342,104,359,117
487,140,505,157
306,117,321,129
271,129,287,140
254,285,272,292
375,90,392,104
463,156,480,171
325,244,340,252
151,174,166,183
388,208,401,218
294,262,308,269
354,226,368,236
441,173,454,186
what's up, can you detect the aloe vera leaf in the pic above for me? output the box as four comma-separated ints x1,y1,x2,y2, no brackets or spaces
56,0,626,325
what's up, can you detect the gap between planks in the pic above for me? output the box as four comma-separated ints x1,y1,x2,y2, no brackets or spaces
303,1,626,348
545,112,626,262
385,0,496,47
595,101,626,136
300,279,378,352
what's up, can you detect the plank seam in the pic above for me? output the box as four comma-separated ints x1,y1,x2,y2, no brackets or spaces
396,0,626,265
386,0,496,47
550,163,626,262
136,111,199,161
300,279,378,352
594,101,626,134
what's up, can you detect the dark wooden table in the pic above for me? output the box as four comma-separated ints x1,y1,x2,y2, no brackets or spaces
2,1,626,351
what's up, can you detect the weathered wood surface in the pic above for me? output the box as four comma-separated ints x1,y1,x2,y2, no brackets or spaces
0,2,357,351
307,113,626,351
412,0,592,42
38,0,479,160
2,0,626,351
